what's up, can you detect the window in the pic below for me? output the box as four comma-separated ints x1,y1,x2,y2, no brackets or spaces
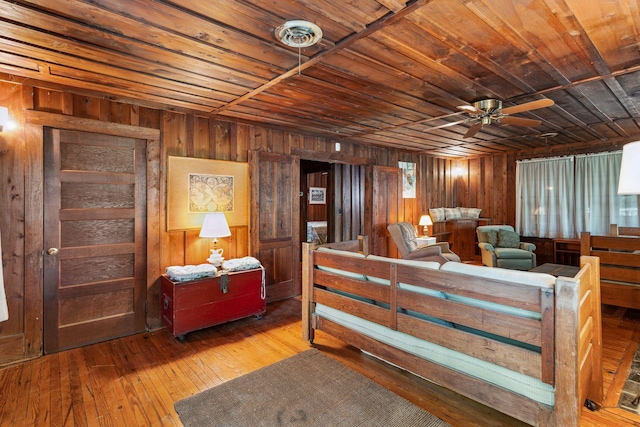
516,152,639,238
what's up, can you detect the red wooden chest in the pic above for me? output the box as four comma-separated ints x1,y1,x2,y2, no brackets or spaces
160,268,265,341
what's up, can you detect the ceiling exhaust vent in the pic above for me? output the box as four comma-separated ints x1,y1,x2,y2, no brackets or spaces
275,20,322,48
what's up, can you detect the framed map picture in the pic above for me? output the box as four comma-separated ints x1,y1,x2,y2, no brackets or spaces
167,156,249,230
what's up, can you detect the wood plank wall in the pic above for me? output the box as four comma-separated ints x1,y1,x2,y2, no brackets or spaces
0,79,541,365
305,172,327,221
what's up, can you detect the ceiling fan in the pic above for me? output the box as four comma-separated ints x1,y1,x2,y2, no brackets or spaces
457,98,554,138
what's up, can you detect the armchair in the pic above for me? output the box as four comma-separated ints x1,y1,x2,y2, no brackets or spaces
387,222,460,263
476,225,536,270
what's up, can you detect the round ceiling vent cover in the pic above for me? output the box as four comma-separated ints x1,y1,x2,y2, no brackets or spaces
275,20,323,48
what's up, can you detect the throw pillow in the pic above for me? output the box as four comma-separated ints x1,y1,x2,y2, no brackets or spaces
460,207,482,218
481,230,498,246
429,207,445,222
497,229,520,248
444,207,462,219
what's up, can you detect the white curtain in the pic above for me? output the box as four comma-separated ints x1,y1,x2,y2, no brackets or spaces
0,228,7,322
517,151,640,239
516,156,575,238
575,152,639,234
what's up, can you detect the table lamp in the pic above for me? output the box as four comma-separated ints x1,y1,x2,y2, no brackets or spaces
618,140,640,195
199,213,231,261
418,215,433,236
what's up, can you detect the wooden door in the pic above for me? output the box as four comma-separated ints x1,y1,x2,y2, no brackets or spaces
43,128,147,353
365,165,402,257
249,151,300,302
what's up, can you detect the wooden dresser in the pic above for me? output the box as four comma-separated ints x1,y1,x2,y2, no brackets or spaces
161,268,265,341
432,218,490,261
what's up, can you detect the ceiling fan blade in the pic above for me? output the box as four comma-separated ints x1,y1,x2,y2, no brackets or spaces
501,98,554,115
500,116,542,127
464,122,483,138
457,104,482,114
423,119,467,132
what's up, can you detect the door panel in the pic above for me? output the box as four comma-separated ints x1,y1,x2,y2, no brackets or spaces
365,165,402,257
44,128,147,353
249,151,300,302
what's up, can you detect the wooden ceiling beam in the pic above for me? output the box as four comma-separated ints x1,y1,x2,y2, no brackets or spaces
215,0,435,114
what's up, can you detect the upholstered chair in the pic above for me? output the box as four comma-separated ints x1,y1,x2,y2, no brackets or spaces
476,225,536,270
387,222,461,263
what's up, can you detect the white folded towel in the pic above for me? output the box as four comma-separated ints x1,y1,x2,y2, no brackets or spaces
165,264,217,282
222,256,262,272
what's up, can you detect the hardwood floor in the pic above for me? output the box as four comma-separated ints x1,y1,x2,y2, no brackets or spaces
1,298,639,426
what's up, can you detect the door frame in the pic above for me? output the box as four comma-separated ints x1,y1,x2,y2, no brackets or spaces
24,110,160,358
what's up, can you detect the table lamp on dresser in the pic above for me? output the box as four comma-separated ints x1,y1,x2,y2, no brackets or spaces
419,214,433,237
199,212,231,265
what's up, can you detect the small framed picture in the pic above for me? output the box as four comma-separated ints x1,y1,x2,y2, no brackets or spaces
309,187,326,204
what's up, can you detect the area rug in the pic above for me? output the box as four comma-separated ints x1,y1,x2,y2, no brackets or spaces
174,348,452,427
619,342,640,414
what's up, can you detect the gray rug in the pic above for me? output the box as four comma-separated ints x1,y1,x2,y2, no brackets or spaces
619,342,640,414
175,348,452,427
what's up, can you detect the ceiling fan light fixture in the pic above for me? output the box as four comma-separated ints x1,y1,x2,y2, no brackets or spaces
474,99,502,114
275,20,323,48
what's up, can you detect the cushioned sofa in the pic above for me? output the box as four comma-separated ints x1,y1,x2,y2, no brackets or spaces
476,224,536,270
302,242,602,427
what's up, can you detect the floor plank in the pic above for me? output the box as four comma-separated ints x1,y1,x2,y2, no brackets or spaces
0,297,639,426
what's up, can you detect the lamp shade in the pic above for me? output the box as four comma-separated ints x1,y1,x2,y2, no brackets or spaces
199,213,231,238
418,215,433,226
618,141,640,195
0,107,8,131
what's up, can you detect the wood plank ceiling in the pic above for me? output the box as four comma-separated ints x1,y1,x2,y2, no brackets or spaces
1,0,639,157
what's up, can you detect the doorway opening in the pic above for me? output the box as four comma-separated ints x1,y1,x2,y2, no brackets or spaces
300,160,332,246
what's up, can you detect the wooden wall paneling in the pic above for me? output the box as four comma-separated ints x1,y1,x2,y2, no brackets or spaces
430,158,445,208
341,165,353,240
184,229,206,266
138,107,160,130
20,85,44,359
231,226,249,258
306,172,327,221
236,123,252,162
332,163,343,242
468,158,480,208
253,125,268,152
497,154,508,225
453,159,469,208
506,153,518,227
106,102,134,125
268,128,284,153
163,111,188,156
0,82,33,362
191,115,209,158
145,133,162,330
32,89,73,114
214,120,234,160
480,156,492,221
287,132,302,155
72,95,101,120
302,134,315,150
354,165,365,240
